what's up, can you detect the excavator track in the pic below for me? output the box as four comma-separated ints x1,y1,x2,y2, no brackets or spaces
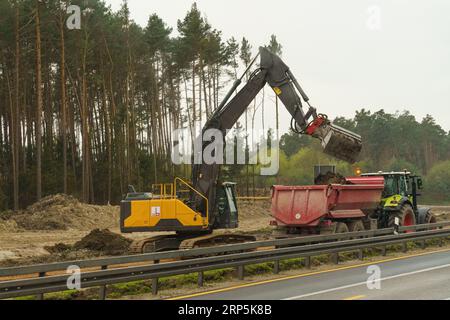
129,234,257,254
129,235,183,254
179,234,256,250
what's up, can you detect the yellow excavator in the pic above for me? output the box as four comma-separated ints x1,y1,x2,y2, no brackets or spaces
121,47,362,253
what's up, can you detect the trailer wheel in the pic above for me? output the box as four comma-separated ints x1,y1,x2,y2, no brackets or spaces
348,220,365,233
335,222,349,234
388,204,416,232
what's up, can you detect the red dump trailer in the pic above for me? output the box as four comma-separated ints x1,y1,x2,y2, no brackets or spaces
271,177,385,235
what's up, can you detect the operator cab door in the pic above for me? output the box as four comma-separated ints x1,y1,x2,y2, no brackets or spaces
215,183,239,229
383,175,398,198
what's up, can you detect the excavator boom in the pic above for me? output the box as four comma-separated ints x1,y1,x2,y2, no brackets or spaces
121,46,363,252
192,47,362,227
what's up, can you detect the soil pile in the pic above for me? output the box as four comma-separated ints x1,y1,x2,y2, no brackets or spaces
238,200,271,219
3,194,119,231
315,172,348,185
0,217,20,232
73,229,132,255
44,229,132,256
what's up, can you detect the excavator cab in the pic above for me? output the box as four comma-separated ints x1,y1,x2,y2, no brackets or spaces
213,182,239,229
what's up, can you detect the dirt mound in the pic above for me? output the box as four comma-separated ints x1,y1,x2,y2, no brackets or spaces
0,213,20,232
44,243,73,254
236,200,272,235
6,194,119,231
427,206,450,222
238,200,271,219
73,229,132,255
315,172,348,185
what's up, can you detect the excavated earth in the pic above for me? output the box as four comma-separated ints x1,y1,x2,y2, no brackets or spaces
314,172,348,185
0,193,448,267
0,195,272,267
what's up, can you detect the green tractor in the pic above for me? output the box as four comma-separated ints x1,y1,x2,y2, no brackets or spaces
361,171,437,228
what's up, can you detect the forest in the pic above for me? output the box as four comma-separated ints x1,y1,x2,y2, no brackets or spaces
1,0,450,211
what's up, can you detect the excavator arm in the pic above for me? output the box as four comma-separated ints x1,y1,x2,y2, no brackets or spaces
191,47,362,228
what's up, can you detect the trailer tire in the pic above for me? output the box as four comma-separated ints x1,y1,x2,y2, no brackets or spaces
348,220,365,232
388,204,416,231
335,222,349,234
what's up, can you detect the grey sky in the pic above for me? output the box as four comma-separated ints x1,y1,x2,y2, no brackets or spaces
105,0,450,133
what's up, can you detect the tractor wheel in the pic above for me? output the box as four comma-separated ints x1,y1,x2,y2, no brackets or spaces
388,204,416,231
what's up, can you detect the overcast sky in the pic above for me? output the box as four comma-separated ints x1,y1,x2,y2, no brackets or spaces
105,0,450,133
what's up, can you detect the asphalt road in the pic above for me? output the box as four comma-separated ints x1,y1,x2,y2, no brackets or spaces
179,249,450,300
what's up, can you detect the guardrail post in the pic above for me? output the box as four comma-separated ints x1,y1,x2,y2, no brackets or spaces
152,259,160,295
331,252,339,265
99,265,108,300
381,246,387,256
152,278,159,295
402,242,408,253
304,256,311,269
420,240,426,250
273,260,280,274
197,272,204,287
237,265,245,280
358,249,364,260
36,272,46,300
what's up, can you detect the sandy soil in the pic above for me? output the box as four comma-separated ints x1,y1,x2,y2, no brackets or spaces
425,206,450,221
0,195,446,267
0,197,272,265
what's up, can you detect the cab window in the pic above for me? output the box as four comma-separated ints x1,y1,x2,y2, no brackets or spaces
398,175,408,196
383,176,398,197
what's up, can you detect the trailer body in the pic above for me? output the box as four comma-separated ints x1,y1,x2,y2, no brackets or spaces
271,177,384,228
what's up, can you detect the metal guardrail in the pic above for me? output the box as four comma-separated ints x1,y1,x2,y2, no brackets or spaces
0,221,449,300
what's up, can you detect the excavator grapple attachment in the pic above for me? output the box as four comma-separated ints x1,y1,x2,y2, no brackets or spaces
321,123,362,164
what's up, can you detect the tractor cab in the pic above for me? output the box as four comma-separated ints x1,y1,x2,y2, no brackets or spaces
361,171,423,211
360,171,433,228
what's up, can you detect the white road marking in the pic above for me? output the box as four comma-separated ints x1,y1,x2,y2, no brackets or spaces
284,263,450,300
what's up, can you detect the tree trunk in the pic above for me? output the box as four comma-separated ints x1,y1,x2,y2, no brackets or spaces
35,1,43,201
13,4,20,209
59,8,68,194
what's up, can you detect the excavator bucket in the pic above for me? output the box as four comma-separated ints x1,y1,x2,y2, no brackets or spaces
321,123,362,164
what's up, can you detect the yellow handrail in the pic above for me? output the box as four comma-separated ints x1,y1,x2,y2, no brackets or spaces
174,177,208,228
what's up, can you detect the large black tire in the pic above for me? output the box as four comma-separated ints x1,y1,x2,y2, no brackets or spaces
388,204,416,229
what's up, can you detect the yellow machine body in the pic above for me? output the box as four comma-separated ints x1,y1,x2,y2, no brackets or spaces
123,198,208,230
120,178,210,233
